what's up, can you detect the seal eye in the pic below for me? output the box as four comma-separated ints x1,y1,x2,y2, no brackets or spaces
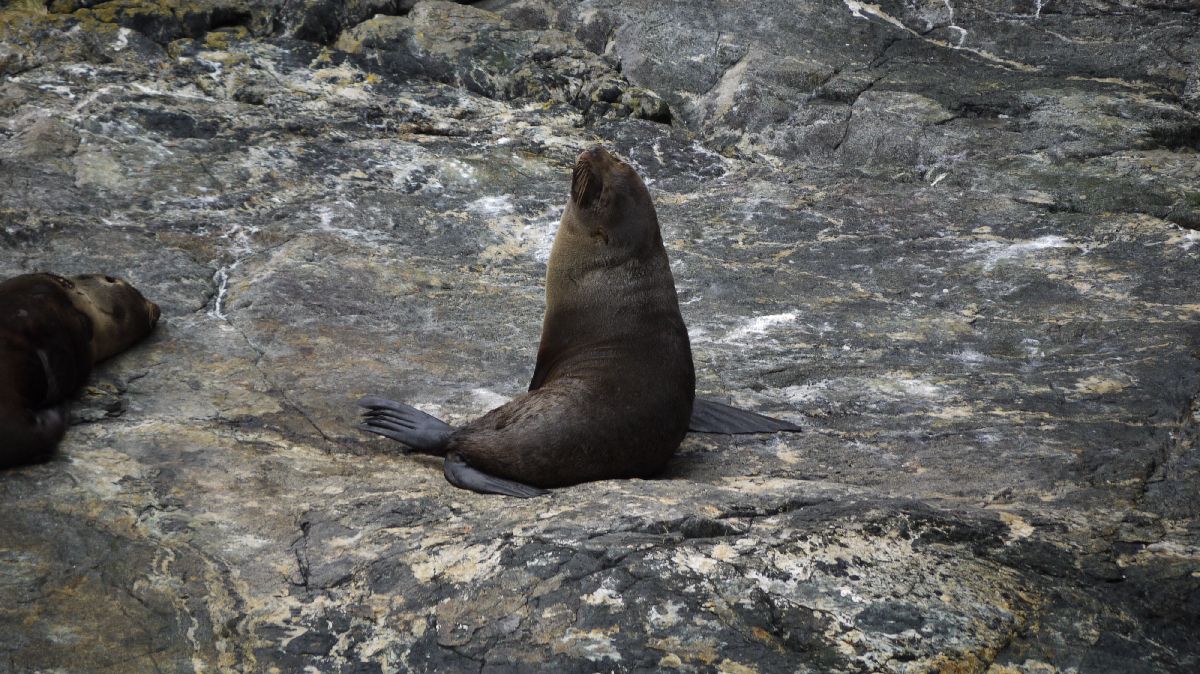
104,276,117,283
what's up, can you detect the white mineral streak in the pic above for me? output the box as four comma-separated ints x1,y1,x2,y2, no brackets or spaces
724,312,797,343
112,27,131,51
843,0,1038,71
556,628,622,662
209,265,232,320
467,194,515,218
967,234,1076,270
582,582,625,609
470,388,510,411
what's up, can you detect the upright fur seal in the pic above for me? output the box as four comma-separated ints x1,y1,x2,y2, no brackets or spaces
360,146,799,497
0,272,160,469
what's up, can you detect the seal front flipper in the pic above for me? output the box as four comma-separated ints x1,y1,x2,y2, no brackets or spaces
443,452,550,498
357,396,452,454
689,397,802,434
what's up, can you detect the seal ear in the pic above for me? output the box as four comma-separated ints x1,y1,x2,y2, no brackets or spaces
571,161,602,209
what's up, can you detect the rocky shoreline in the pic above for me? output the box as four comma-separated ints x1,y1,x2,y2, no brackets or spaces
1,1,1198,672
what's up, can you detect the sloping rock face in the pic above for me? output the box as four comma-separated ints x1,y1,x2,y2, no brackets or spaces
1,0,1197,672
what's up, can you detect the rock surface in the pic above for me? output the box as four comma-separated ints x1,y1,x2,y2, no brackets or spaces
1,0,1198,672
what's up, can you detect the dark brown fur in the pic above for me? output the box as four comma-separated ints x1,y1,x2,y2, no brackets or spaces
0,273,160,469
444,146,695,487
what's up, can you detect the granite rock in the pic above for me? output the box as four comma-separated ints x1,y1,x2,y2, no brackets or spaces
0,0,1198,672
335,0,671,122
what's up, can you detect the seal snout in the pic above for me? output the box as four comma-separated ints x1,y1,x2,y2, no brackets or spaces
147,300,161,325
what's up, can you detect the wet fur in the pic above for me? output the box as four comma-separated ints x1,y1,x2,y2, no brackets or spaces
0,273,159,468
444,147,695,488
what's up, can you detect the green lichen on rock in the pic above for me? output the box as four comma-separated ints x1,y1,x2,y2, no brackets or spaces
68,0,258,44
335,0,673,122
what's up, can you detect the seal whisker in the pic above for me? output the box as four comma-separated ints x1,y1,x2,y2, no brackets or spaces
571,159,601,208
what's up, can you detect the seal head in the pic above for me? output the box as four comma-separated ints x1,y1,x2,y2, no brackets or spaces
66,274,161,362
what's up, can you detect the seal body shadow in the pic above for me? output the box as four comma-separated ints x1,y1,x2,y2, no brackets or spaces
0,273,160,469
361,146,797,497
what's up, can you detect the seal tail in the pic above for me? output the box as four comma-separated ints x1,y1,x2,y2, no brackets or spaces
689,397,802,434
357,396,453,455
0,407,67,470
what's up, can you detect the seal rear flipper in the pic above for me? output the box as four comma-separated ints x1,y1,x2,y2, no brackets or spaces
689,397,802,434
443,452,551,498
357,395,453,455
0,406,67,469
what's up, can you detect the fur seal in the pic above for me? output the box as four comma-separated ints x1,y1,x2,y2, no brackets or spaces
360,145,799,497
0,272,160,469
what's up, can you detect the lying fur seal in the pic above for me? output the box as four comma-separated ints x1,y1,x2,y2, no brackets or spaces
360,146,798,497
0,272,160,468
